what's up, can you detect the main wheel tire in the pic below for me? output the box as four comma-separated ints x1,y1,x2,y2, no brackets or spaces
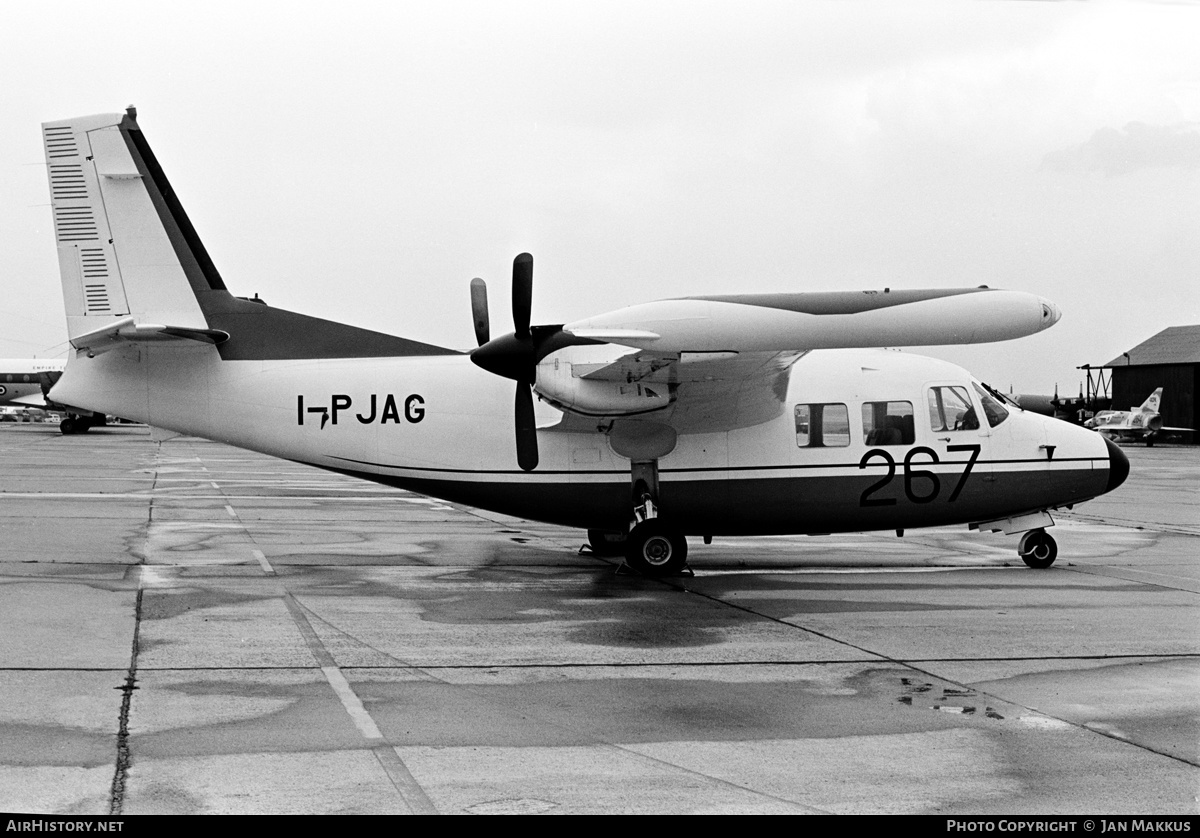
624,521,687,577
587,529,627,557
1018,529,1058,569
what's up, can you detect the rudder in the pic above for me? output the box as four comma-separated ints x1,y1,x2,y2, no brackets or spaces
42,109,209,345
1139,388,1162,413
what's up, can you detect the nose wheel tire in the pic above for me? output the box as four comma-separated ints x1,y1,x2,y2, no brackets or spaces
1018,529,1058,569
625,521,688,577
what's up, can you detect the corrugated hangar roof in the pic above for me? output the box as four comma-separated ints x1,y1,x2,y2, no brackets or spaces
1103,325,1200,367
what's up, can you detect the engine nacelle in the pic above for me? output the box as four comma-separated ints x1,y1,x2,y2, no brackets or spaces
534,353,672,417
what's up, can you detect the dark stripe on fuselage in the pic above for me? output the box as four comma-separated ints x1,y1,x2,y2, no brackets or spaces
329,454,1097,476
684,288,987,315
319,462,1108,534
119,115,459,361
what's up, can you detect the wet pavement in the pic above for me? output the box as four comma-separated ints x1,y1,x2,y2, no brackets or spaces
0,423,1196,814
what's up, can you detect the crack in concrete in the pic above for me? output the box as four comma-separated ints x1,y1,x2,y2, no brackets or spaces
108,586,142,816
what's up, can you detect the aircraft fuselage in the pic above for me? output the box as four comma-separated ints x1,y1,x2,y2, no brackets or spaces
52,345,1117,535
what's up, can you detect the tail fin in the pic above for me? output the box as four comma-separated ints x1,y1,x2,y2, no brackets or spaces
43,109,211,349
43,108,455,360
1139,388,1163,413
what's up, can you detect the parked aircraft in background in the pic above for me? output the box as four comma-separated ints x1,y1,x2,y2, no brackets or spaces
1006,391,1056,417
0,358,106,432
0,358,63,421
1084,388,1193,446
0,358,63,403
1006,387,1105,427
37,108,1129,574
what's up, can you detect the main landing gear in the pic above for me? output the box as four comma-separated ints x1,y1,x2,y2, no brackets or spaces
626,514,689,577
587,457,690,577
1018,528,1058,569
59,413,94,435
621,459,689,577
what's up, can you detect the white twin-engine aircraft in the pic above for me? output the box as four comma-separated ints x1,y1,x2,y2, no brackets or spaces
40,108,1129,575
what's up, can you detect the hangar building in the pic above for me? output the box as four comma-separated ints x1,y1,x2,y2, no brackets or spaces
1101,325,1199,442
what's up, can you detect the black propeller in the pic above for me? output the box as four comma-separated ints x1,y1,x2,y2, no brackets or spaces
469,277,489,346
470,253,542,471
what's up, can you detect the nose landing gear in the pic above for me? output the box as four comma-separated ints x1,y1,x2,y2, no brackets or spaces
1018,528,1058,569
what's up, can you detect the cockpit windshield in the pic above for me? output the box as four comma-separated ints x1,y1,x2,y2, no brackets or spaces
971,381,1010,427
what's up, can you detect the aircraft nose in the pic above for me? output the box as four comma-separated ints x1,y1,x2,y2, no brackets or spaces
1104,436,1130,493
1038,297,1062,330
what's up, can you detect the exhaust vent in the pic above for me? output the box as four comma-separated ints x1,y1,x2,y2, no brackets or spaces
74,246,126,316
49,164,88,200
84,283,112,313
43,127,79,159
54,207,99,242
79,248,109,280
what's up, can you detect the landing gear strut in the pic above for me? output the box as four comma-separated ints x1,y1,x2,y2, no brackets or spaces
622,458,689,577
1018,528,1057,569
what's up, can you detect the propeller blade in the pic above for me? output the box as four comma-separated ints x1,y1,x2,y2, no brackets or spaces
514,383,539,471
470,277,490,346
512,252,533,340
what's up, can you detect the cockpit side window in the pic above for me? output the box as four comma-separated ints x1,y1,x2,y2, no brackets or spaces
795,403,850,447
927,385,977,432
862,401,914,445
972,382,1009,427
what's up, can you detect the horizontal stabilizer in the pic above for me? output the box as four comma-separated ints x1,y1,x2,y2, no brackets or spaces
70,315,229,355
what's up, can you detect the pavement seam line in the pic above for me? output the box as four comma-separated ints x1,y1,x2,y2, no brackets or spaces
107,587,141,817
109,444,160,815
672,574,1200,770
282,593,439,814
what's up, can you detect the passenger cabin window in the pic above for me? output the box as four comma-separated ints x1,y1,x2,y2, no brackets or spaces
862,401,914,445
972,382,1009,427
795,403,850,447
928,386,978,432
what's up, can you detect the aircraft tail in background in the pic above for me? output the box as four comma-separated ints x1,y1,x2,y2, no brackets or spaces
1137,387,1163,414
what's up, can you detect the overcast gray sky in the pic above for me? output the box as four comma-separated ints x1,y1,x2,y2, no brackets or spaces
2,0,1198,397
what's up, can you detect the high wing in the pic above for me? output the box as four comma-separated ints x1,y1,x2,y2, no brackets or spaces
532,288,1060,435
